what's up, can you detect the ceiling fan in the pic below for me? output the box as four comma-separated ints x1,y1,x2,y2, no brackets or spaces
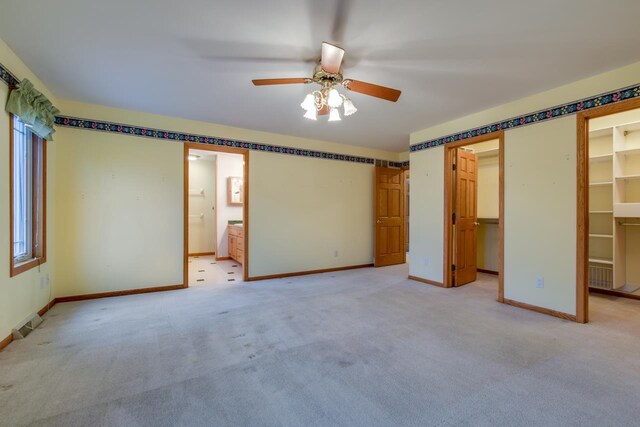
252,42,401,121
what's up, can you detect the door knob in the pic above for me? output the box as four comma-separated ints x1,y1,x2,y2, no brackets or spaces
474,222,480,226
376,219,383,224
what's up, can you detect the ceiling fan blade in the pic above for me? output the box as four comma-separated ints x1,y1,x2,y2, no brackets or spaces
343,79,402,102
321,42,345,74
252,78,311,86
318,105,330,116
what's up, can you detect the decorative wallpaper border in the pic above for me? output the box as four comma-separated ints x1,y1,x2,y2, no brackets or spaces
0,61,19,87
54,116,376,165
411,83,640,152
389,161,410,168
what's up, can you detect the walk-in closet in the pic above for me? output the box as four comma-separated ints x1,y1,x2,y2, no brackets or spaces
589,108,640,297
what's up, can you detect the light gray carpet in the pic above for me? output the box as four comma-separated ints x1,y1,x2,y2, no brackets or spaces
1,266,639,427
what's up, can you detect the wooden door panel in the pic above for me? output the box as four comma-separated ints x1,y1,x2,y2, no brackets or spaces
389,227,400,254
378,189,388,217
379,227,389,255
454,149,478,285
375,167,406,267
389,189,401,217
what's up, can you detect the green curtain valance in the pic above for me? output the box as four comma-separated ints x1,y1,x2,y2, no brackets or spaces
5,78,59,141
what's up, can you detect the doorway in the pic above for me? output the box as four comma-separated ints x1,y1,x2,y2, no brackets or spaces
577,98,640,323
184,143,249,287
443,132,504,301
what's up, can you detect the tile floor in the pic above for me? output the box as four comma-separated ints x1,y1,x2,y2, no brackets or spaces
188,255,243,286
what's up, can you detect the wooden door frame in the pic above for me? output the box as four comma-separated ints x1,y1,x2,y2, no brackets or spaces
184,143,249,287
576,97,640,324
443,131,505,301
404,168,410,253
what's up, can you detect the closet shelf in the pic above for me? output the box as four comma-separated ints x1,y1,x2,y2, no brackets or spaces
589,258,614,265
616,147,640,156
589,181,613,187
589,210,613,214
589,127,613,138
589,234,613,239
477,217,499,224
589,153,613,162
618,121,640,134
614,203,640,218
615,174,640,181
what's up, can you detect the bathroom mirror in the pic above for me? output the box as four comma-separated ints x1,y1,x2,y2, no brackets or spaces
227,176,243,206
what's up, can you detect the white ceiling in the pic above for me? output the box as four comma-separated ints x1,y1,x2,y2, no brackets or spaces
1,0,640,152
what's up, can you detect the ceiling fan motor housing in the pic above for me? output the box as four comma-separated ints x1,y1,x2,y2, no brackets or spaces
312,64,344,87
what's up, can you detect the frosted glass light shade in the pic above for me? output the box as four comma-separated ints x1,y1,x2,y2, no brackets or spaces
303,108,317,120
343,98,357,116
327,89,343,108
328,108,341,121
300,93,315,111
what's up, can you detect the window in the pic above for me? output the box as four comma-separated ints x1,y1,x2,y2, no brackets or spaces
10,114,46,276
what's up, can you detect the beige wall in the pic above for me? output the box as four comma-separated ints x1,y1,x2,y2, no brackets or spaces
409,61,640,316
0,40,58,339
249,152,374,277
504,117,577,313
408,146,444,282
54,128,184,297
187,156,216,254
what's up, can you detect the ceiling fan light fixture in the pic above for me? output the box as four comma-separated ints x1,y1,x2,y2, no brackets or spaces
327,88,343,108
252,42,401,122
303,108,318,120
343,98,357,116
300,93,316,111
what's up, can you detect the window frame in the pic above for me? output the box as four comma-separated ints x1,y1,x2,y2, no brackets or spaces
9,113,47,277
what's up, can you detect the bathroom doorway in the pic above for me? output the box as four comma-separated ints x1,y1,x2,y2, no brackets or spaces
184,144,248,286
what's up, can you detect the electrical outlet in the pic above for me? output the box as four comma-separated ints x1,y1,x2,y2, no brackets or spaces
46,273,50,284
333,250,339,258
40,276,45,289
423,257,429,267
536,276,544,289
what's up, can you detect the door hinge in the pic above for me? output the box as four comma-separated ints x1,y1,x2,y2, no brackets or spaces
452,212,456,225
451,264,456,272
452,163,457,171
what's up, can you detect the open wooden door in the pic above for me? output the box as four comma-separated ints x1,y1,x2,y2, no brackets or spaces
454,149,478,285
375,167,406,267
